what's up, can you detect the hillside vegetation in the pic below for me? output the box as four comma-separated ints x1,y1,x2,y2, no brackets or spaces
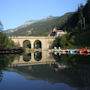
6,13,73,36
5,0,90,49
0,22,19,47
52,0,90,49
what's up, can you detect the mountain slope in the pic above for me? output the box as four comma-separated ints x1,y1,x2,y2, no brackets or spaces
52,0,90,49
5,12,73,36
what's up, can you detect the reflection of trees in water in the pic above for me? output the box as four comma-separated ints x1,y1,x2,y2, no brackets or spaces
0,55,17,69
23,53,31,62
52,53,71,65
12,64,90,88
52,53,90,88
0,55,18,83
52,53,90,65
63,65,90,88
78,87,90,90
0,71,3,83
34,51,42,61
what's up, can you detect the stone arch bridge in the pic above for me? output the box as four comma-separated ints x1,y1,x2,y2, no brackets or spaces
9,36,55,50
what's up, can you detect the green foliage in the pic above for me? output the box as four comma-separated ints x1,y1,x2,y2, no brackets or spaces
52,32,77,49
0,32,19,47
76,30,90,47
53,27,90,49
7,13,73,36
0,21,3,31
83,0,90,24
52,54,90,65
0,55,16,70
52,36,61,48
52,1,90,49
0,21,19,47
60,35,68,48
43,32,50,36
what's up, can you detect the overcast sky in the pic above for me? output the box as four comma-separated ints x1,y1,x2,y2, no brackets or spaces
0,0,87,30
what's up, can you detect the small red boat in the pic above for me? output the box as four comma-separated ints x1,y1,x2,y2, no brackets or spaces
77,49,87,53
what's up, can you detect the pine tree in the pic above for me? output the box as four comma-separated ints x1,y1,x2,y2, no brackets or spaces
83,0,90,24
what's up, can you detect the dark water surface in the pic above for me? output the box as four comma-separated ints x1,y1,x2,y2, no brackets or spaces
0,51,90,90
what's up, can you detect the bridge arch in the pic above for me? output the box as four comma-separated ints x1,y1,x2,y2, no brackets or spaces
23,40,31,49
34,40,42,49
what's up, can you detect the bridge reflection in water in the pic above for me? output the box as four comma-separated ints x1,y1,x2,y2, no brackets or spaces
9,51,56,67
6,51,90,89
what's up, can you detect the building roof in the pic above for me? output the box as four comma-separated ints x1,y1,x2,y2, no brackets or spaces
55,30,64,32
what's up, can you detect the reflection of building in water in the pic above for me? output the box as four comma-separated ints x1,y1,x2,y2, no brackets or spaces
9,51,56,66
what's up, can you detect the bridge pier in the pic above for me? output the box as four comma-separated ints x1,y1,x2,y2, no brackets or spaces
31,41,34,50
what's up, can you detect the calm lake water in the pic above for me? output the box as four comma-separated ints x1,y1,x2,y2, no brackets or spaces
0,51,90,90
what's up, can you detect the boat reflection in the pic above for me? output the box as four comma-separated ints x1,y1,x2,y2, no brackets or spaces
50,63,67,71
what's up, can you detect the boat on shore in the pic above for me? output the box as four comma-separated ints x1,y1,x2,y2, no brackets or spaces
77,49,87,53
48,47,90,55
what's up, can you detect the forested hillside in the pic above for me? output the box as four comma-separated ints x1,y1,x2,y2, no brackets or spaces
52,0,90,49
4,0,90,49
6,12,73,36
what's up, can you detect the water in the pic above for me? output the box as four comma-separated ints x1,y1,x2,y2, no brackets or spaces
0,51,90,90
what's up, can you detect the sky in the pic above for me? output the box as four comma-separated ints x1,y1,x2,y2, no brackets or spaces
0,0,87,30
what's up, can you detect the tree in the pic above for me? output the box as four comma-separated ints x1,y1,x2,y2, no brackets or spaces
0,21,3,31
52,36,61,48
83,0,90,24
78,4,85,30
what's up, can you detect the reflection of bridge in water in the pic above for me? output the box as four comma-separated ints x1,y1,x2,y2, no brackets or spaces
10,51,56,67
6,51,90,89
